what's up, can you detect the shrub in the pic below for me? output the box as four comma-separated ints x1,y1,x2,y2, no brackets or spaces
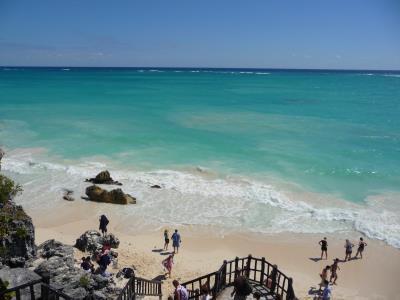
79,275,90,288
15,227,28,239
0,175,22,204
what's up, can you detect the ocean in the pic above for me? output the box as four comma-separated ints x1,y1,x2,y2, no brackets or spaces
1,67,399,247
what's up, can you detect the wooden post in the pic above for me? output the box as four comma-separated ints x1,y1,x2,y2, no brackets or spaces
221,260,227,287
41,273,50,300
234,257,239,277
246,254,252,278
260,257,266,284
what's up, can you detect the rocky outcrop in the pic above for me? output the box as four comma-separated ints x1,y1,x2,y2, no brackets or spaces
85,185,136,205
34,239,120,299
85,171,122,185
0,201,36,268
0,148,4,170
75,230,120,253
62,189,75,201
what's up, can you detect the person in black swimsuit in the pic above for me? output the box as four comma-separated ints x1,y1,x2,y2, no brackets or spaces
319,237,328,260
355,237,367,259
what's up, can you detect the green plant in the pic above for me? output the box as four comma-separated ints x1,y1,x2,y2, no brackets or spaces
79,275,90,288
0,278,15,300
15,227,28,239
0,175,22,204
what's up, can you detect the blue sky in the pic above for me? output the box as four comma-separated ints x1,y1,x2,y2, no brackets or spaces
0,0,399,69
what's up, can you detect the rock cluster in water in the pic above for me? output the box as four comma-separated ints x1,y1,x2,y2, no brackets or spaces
85,170,122,186
85,185,136,205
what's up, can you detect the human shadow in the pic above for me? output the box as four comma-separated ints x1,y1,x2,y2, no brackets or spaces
160,251,174,256
308,286,322,299
309,257,322,262
152,249,164,253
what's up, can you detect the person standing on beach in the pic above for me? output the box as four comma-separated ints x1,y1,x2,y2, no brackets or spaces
355,237,367,259
344,239,354,261
172,229,181,254
164,229,170,251
99,214,109,236
329,258,340,285
172,280,189,300
319,237,328,260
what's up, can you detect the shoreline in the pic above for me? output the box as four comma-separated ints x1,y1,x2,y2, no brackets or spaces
28,203,400,300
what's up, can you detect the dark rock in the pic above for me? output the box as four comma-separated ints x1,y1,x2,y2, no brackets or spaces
0,267,42,298
85,170,122,185
75,230,119,253
0,201,36,268
85,185,136,205
62,189,75,201
0,148,4,170
151,184,162,189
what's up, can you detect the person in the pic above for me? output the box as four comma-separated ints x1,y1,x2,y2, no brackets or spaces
355,237,367,259
321,284,332,300
253,291,261,299
99,214,109,236
164,229,170,251
81,256,94,273
99,250,112,270
200,284,212,300
319,237,328,260
344,239,354,261
319,265,330,292
173,280,189,300
231,272,252,300
329,258,340,285
162,253,174,277
171,229,182,254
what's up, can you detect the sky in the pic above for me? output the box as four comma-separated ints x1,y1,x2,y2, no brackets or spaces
0,0,399,70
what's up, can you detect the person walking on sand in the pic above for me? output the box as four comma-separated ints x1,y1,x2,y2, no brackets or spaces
329,258,340,285
99,214,109,236
173,280,189,300
355,237,367,259
164,229,170,251
319,265,330,292
319,237,328,260
162,253,174,277
344,239,354,261
172,229,181,254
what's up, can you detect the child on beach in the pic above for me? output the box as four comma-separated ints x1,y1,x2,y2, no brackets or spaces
329,258,340,285
164,229,170,251
162,253,174,277
344,239,354,261
355,237,367,259
319,265,330,292
319,237,328,260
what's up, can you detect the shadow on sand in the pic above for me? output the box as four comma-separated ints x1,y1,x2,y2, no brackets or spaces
308,257,322,262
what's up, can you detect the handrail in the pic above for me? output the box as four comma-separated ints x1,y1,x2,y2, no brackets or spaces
117,276,162,300
182,255,296,300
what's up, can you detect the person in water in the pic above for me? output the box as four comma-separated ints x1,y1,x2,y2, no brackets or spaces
319,265,331,292
344,239,354,261
173,280,189,300
355,237,367,259
99,214,109,236
171,229,182,254
319,237,328,260
162,253,174,277
164,229,170,251
329,258,340,285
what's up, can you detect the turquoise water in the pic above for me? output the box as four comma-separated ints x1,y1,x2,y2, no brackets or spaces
1,67,400,246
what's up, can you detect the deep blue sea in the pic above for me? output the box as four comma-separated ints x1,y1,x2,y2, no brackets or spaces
1,67,399,247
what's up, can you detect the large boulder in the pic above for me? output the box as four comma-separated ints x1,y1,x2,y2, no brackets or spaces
85,185,136,205
85,171,122,185
0,201,36,267
75,230,120,253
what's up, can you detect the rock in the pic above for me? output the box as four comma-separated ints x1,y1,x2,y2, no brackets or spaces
62,189,75,201
0,267,42,298
85,170,122,185
0,201,36,268
151,184,162,189
75,230,120,253
85,185,136,205
0,148,4,170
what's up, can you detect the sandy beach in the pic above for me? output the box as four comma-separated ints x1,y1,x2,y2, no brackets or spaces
27,200,400,300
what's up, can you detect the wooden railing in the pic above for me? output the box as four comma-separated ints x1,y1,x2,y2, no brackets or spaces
117,276,162,300
182,255,296,300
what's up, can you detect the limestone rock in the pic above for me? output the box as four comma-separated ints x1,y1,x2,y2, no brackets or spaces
85,185,136,205
75,230,120,253
85,170,122,185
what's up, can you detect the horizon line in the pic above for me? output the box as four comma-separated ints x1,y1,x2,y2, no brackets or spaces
1,65,400,72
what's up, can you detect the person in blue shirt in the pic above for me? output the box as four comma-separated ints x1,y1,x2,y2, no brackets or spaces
171,229,182,254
